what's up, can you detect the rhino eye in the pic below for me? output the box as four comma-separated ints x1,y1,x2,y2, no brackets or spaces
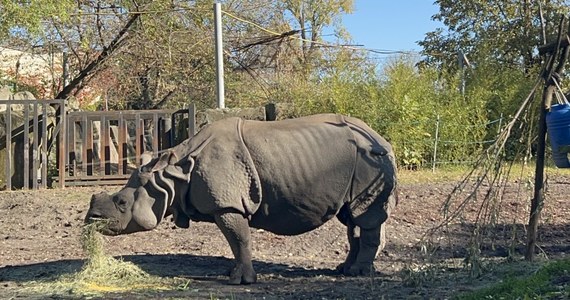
114,196,127,212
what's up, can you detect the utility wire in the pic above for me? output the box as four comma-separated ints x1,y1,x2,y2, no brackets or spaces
222,10,417,56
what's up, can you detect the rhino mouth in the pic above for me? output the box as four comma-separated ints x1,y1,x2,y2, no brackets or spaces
85,216,121,235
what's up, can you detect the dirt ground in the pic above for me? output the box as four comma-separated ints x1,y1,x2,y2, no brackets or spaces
1,174,569,299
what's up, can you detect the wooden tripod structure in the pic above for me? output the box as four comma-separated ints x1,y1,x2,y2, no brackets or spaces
527,16,570,261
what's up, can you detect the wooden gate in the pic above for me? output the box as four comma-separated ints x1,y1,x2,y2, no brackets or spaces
0,99,66,190
1,99,195,190
63,106,195,186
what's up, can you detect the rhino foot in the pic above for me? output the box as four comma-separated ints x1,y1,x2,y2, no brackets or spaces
339,262,375,276
228,263,257,285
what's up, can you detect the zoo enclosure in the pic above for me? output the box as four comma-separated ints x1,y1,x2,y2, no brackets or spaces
0,99,196,190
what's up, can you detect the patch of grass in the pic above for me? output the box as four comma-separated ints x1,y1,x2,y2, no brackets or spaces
457,258,570,300
399,166,471,184
399,163,570,184
24,221,183,297
400,262,448,287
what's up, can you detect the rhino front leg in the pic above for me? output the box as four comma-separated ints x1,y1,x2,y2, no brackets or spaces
214,210,257,285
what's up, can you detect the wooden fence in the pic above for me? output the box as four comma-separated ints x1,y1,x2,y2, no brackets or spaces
63,107,195,186
0,100,195,190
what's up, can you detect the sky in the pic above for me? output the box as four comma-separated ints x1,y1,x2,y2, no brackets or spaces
341,1,442,54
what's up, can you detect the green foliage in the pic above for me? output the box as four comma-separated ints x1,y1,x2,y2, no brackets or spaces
372,57,489,168
0,0,74,38
420,0,570,72
458,258,570,300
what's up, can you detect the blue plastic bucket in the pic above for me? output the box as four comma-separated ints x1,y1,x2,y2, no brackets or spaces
546,103,570,168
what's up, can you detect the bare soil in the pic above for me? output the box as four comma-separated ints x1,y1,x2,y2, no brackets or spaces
1,175,569,299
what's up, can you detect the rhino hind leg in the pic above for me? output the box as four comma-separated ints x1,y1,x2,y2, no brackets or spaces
214,210,257,285
336,219,359,274
341,222,382,276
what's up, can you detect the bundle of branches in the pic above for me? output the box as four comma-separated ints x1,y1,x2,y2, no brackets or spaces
424,77,540,275
420,19,570,276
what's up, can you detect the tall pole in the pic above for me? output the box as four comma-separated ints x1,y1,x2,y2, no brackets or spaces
526,16,569,261
214,2,225,109
526,83,552,261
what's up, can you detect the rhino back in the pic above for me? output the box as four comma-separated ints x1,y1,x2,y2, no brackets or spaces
242,114,357,234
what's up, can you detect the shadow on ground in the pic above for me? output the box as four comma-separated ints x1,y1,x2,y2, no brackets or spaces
1,255,405,300
0,253,341,284
417,222,570,260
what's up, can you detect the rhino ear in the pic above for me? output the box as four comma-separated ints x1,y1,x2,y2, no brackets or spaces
152,151,178,172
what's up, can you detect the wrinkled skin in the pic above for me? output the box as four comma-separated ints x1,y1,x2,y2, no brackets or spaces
85,114,398,285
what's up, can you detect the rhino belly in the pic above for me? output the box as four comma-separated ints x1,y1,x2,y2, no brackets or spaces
249,189,344,235
243,118,356,235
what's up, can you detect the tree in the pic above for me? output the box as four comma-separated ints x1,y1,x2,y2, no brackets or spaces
0,0,75,39
419,0,570,73
281,0,353,67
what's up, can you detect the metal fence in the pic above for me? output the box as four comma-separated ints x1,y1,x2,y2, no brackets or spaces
402,114,504,171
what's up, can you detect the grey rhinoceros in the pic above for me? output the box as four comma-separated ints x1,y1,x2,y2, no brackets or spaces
85,113,398,285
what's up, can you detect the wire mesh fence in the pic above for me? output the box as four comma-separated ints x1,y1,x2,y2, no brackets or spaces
383,114,505,171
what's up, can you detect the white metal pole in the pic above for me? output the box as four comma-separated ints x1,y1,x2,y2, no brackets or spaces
432,115,440,173
214,2,225,109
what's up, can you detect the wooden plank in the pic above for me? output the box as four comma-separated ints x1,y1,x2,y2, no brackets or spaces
0,104,196,188
153,113,159,156
86,118,94,176
58,101,66,188
41,104,48,189
161,117,172,149
135,114,143,166
99,116,106,174
57,174,131,181
69,120,77,178
57,179,129,187
66,109,176,117
171,112,178,145
118,114,125,175
5,104,11,190
23,104,30,189
32,102,39,189
122,115,128,175
81,114,88,175
103,116,112,175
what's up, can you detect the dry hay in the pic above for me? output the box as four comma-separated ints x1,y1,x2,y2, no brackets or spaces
24,220,184,297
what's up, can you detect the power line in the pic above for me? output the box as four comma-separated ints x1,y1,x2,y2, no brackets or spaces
222,10,417,56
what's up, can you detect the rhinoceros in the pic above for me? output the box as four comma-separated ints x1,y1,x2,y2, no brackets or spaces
85,113,398,284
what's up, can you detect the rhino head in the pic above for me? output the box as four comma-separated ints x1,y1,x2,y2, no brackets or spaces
85,151,192,235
